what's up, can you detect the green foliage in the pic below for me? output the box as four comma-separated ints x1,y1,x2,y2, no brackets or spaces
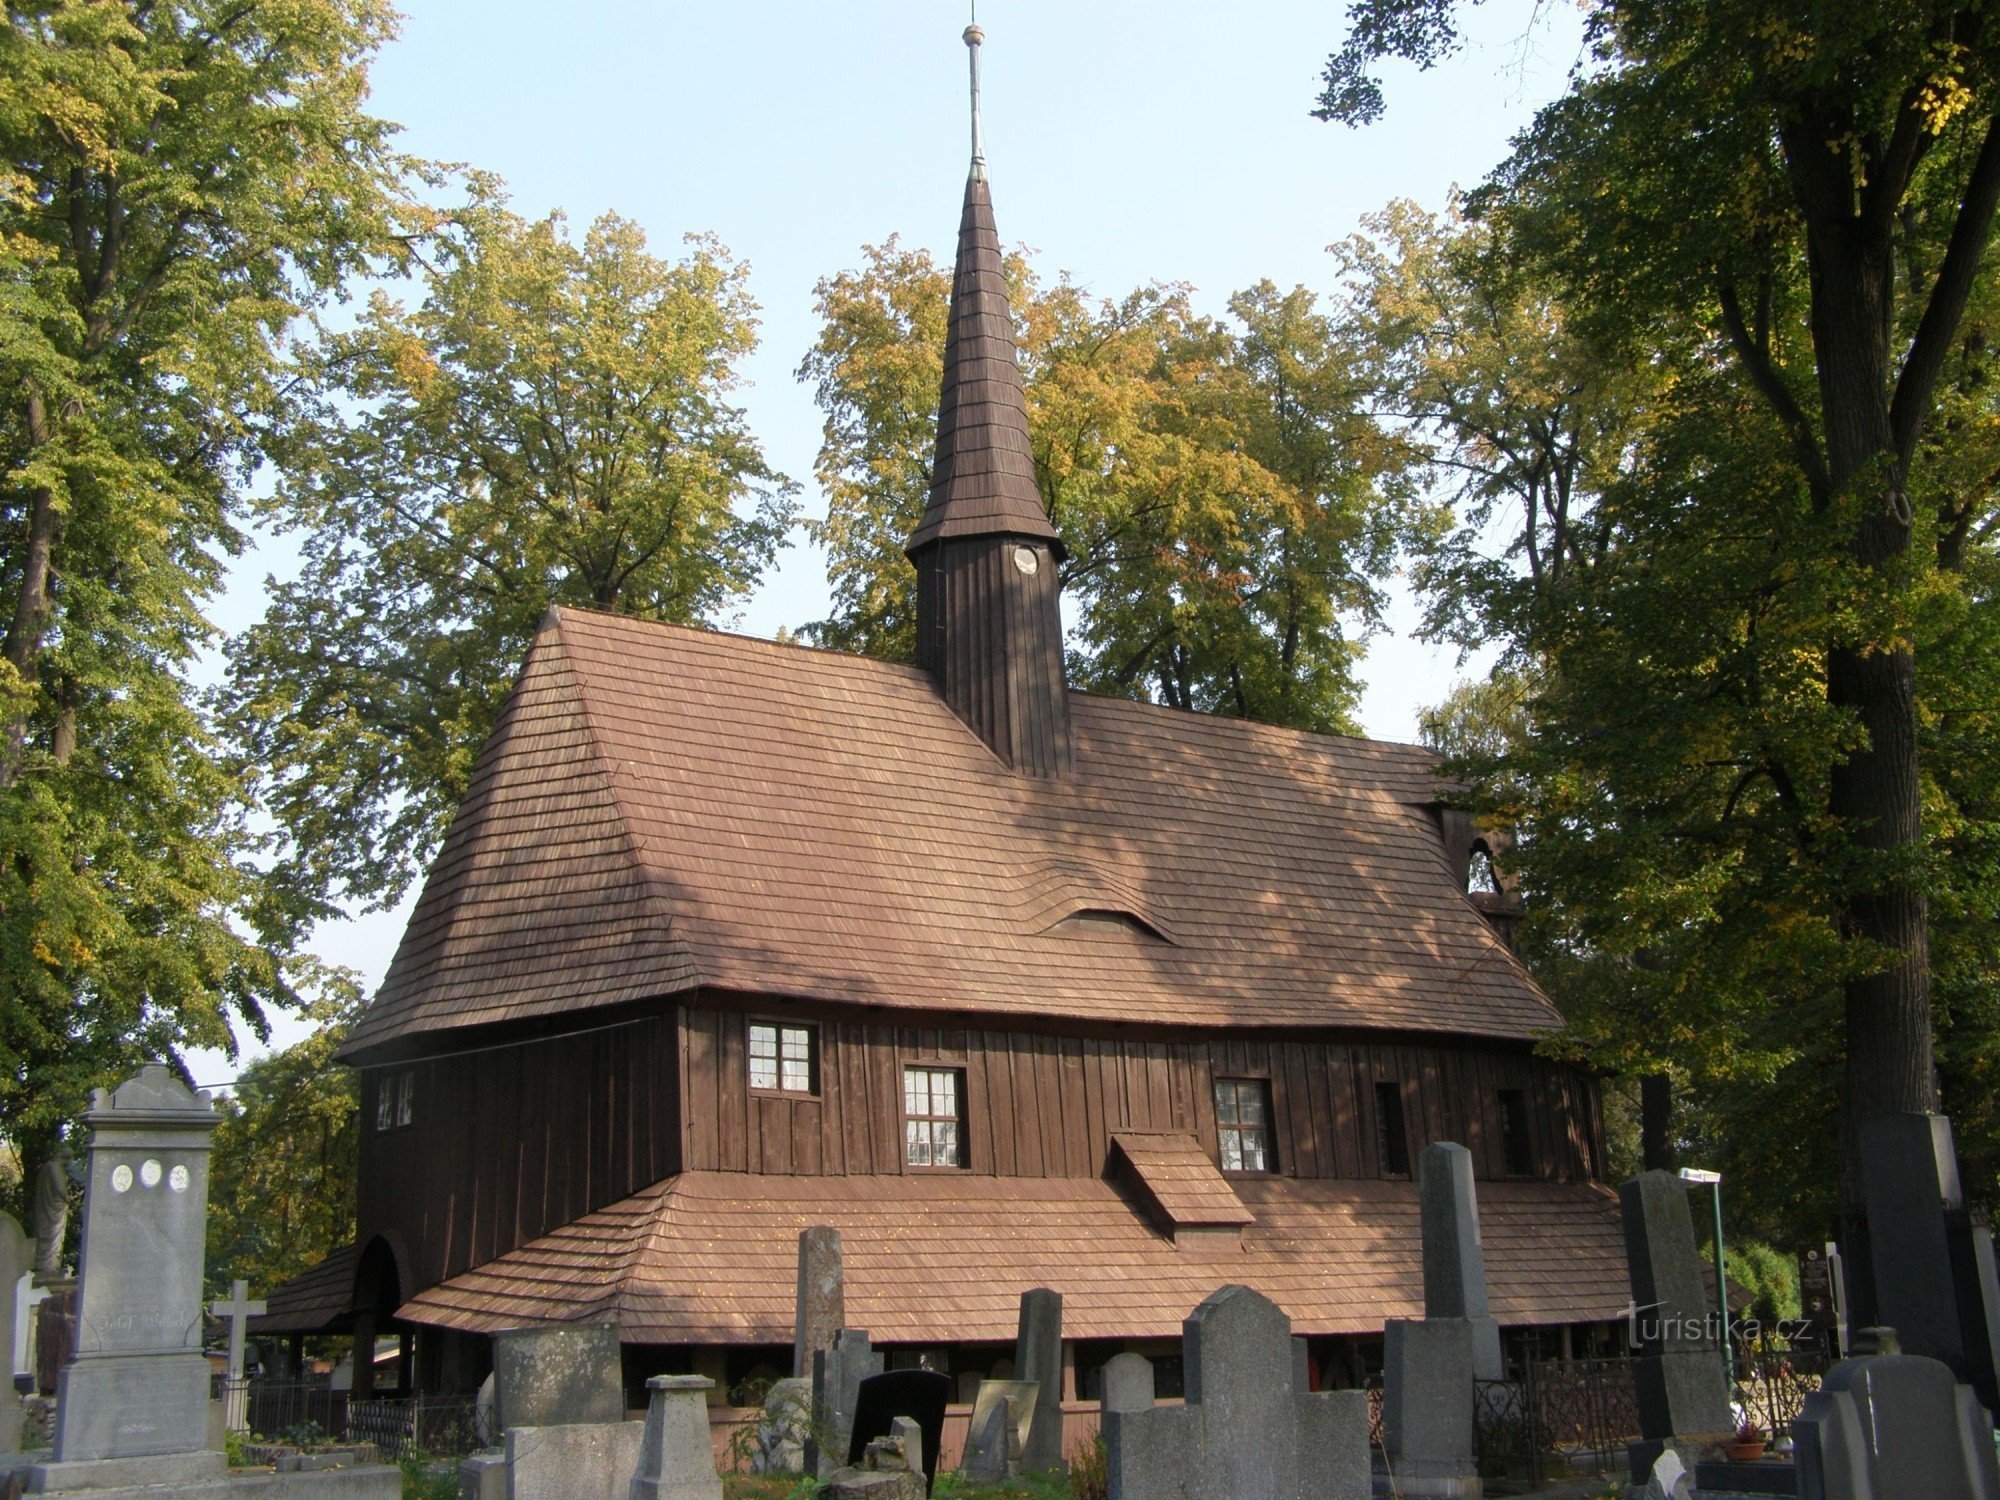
1334,0,2000,1236
398,1448,458,1500
1713,1238,1802,1329
0,0,415,1200
226,204,798,915
802,243,1420,731
205,997,360,1298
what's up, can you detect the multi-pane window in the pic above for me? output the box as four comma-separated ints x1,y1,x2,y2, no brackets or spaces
904,1067,965,1168
1499,1089,1534,1177
376,1070,414,1132
749,1023,817,1093
1214,1078,1273,1173
1375,1080,1411,1176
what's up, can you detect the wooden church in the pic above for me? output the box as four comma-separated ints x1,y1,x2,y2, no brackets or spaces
254,26,1631,1405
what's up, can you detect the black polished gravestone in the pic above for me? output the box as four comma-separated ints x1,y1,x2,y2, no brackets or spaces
1850,1112,2000,1415
847,1369,952,1494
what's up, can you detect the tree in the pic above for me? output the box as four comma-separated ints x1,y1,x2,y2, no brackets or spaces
226,206,797,915
802,245,1416,731
0,0,412,1193
206,996,360,1298
1322,0,2000,1206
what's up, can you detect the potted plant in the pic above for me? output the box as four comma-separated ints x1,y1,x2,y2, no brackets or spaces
1722,1418,1767,1462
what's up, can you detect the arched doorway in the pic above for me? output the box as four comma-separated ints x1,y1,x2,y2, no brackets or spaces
350,1236,404,1398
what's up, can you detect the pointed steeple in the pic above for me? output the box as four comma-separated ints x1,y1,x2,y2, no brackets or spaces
906,20,1072,778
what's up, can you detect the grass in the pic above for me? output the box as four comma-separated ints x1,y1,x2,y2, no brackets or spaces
722,1468,1087,1500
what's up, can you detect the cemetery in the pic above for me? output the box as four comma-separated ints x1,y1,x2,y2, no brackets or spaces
10,4,2000,1500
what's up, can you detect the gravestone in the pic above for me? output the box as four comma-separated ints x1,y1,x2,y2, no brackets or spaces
1640,1450,1691,1500
1792,1348,2000,1500
752,1377,811,1474
492,1323,624,1428
1618,1170,1732,1483
0,1212,28,1453
504,1418,647,1500
1014,1288,1064,1473
1101,1353,1155,1413
1854,1112,2000,1410
1102,1285,1369,1500
629,1374,722,1500
845,1368,949,1490
1381,1317,1477,1499
33,1285,73,1396
794,1227,843,1380
808,1330,883,1480
35,1065,223,1492
827,1425,924,1500
960,1380,1038,1483
1419,1142,1502,1380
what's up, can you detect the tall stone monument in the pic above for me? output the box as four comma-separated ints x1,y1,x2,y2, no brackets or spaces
36,1065,221,1489
1013,1288,1064,1473
1619,1171,1734,1485
794,1227,843,1380
1419,1142,1502,1379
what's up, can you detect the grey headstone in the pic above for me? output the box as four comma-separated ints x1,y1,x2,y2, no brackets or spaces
493,1324,624,1429
1101,1353,1155,1413
1973,1228,2000,1404
1857,1113,1972,1375
630,1374,721,1500
1619,1170,1732,1443
0,1212,29,1453
1382,1317,1474,1482
458,1451,508,1500
753,1376,810,1474
1792,1351,2000,1500
889,1415,923,1481
504,1420,646,1500
809,1330,883,1480
1014,1288,1064,1473
1103,1284,1368,1500
45,1065,219,1465
1419,1142,1503,1379
962,1379,1038,1482
794,1227,843,1380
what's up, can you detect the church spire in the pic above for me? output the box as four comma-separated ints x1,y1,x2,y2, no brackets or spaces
906,17,1071,778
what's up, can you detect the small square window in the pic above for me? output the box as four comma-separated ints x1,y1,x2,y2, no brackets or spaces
1215,1078,1273,1173
1499,1089,1533,1177
749,1022,818,1094
904,1066,965,1168
1375,1081,1411,1177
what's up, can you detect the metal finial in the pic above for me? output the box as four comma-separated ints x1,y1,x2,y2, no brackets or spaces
964,16,986,178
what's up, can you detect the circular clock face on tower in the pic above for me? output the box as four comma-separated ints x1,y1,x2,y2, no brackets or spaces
1012,546,1039,575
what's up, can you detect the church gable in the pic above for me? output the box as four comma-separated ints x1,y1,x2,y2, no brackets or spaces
344,614,695,1057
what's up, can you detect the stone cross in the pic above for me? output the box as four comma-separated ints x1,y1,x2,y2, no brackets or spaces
0,1211,29,1453
1014,1287,1064,1473
794,1226,843,1380
1102,1285,1369,1500
1619,1170,1733,1482
630,1374,723,1500
209,1278,266,1380
30,1064,228,1496
1418,1141,1502,1379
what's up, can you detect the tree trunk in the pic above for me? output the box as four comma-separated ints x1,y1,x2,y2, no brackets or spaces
1801,216,1938,1209
1,386,59,788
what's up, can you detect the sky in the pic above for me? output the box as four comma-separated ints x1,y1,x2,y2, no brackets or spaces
187,0,1585,1088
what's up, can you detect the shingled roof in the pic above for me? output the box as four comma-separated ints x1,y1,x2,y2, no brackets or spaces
342,608,1553,1060
393,1171,1631,1342
903,170,1058,557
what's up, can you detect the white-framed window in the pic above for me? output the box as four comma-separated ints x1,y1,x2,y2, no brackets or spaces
749,1022,817,1094
904,1066,965,1168
1215,1078,1273,1172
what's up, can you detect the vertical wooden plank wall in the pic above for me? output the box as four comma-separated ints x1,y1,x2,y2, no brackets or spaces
356,1010,682,1294
678,1000,1603,1187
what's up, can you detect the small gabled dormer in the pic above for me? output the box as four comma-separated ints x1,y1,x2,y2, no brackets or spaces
1109,1131,1254,1254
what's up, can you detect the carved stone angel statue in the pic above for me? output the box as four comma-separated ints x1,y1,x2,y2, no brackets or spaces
31,1144,74,1285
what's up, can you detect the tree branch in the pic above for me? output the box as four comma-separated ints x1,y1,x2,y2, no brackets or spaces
1718,278,1831,503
